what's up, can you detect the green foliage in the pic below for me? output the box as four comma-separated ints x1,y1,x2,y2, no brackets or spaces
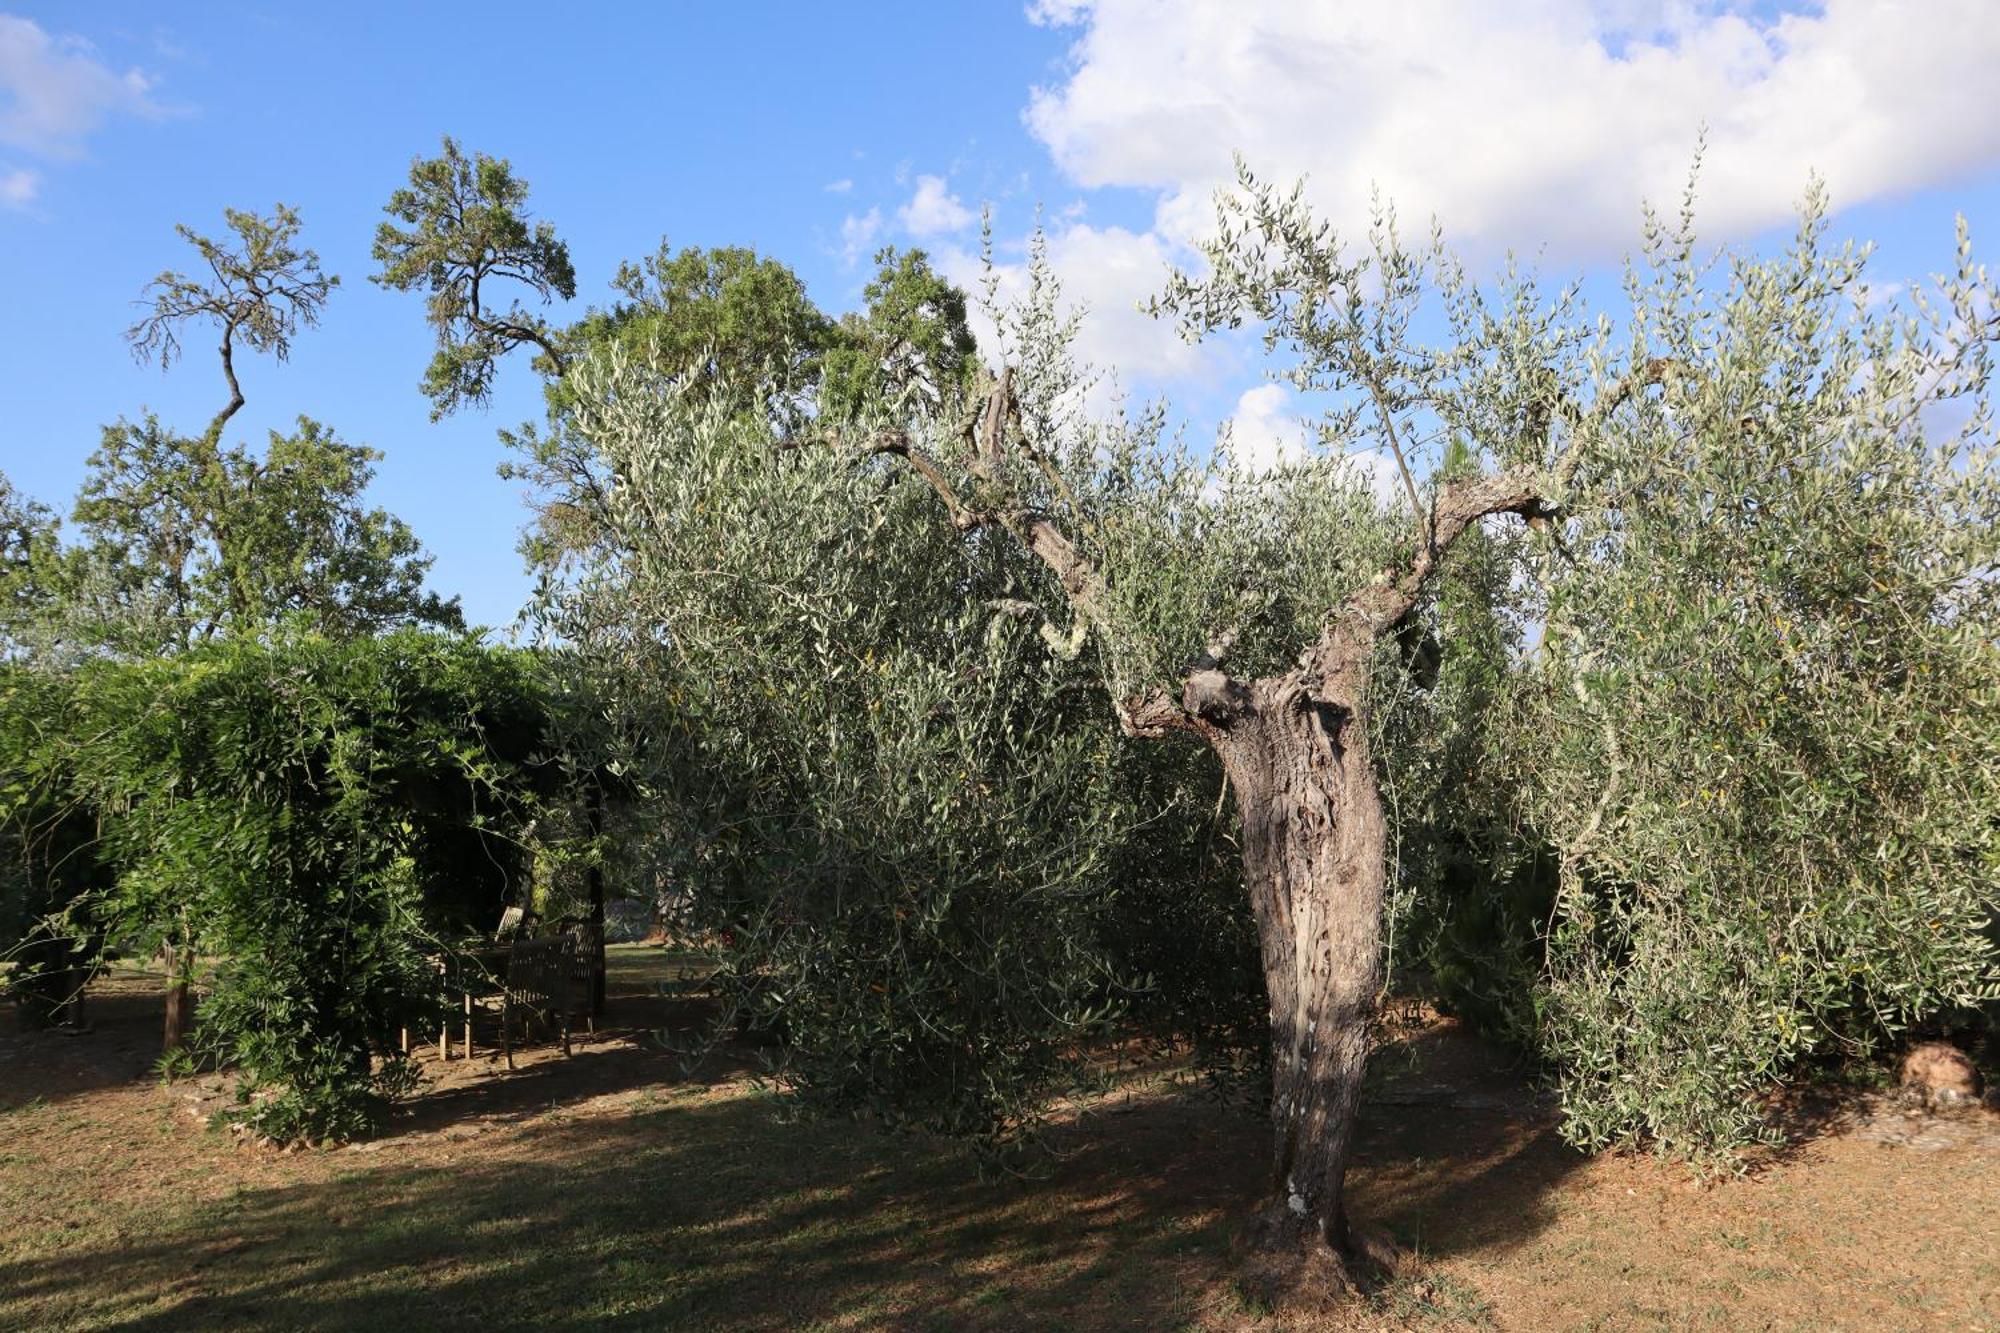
29,415,460,655
0,667,109,1025
579,241,833,415
529,318,1263,1148
821,247,980,423
126,203,338,413
1372,471,1552,1044
1095,744,1266,1088
501,243,982,578
380,150,2000,1171
1520,189,2000,1158
0,473,60,657
1148,163,2000,1159
498,241,837,571
373,136,578,418
2,631,553,1140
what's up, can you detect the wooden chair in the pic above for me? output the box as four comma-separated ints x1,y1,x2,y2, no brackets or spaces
493,905,525,941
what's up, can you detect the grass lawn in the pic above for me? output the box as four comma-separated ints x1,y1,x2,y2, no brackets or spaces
2,945,1996,1330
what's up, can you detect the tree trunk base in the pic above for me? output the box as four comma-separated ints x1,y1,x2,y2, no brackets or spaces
1233,1202,1404,1310
163,978,193,1057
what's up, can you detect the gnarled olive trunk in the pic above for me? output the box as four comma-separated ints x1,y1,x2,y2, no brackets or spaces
876,370,1554,1268
1200,671,1385,1257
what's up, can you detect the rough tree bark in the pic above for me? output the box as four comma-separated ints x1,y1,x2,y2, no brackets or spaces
869,377,1559,1272
1187,470,1549,1259
1191,667,1386,1255
162,938,193,1055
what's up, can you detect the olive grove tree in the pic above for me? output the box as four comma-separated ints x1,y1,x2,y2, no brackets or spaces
538,165,2000,1275
1520,191,2000,1157
537,198,1585,1264
369,132,1998,1277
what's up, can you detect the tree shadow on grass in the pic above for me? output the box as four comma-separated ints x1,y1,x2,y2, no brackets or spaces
0,970,173,1112
0,946,711,1117
1349,1020,1586,1266
1,1016,1588,1331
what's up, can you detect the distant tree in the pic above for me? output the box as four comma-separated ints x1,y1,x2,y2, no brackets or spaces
128,203,338,448
0,474,60,657
67,204,459,653
372,136,577,418
821,246,979,423
55,415,460,654
575,240,832,417
5,206,459,660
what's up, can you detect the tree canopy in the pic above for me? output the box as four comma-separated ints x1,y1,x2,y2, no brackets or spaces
2,202,461,661
372,136,578,418
521,162,1999,1263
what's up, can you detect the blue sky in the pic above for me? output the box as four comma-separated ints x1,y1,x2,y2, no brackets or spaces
6,2,1999,630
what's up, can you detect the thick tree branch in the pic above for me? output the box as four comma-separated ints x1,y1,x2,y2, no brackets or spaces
1305,467,1550,696
861,379,1202,739
1118,684,1199,738
1302,352,1680,681
205,321,247,445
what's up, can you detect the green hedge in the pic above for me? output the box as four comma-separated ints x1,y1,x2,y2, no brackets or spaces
1,629,556,1140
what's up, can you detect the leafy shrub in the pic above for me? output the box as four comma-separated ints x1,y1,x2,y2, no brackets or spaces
1520,198,2000,1159
529,339,1281,1152
0,669,112,1026
3,629,554,1139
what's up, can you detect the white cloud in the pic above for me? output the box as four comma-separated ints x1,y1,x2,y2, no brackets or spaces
0,14,164,159
824,178,853,193
1025,1,2000,262
1226,383,1310,472
936,222,1207,392
1025,0,1092,26
840,207,882,265
898,174,975,237
1224,382,1406,503
0,164,36,208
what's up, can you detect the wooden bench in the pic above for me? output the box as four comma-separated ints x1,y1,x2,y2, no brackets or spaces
498,930,598,1070
411,918,601,1067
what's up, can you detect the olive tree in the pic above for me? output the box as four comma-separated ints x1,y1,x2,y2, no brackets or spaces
1521,189,2000,1158
548,198,1596,1266
549,162,2000,1274
528,359,1165,1145
392,127,1999,1274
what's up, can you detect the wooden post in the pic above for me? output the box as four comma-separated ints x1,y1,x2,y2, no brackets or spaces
463,990,473,1059
437,955,450,1060
587,781,607,1017
162,939,193,1056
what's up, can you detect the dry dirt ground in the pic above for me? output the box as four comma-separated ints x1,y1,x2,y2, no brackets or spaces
2,948,1996,1332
